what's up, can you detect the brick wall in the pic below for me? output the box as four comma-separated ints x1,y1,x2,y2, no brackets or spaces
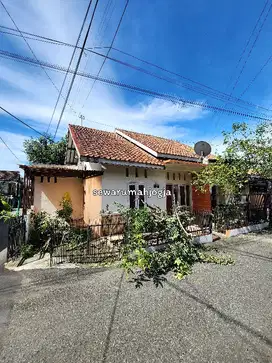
192,185,211,212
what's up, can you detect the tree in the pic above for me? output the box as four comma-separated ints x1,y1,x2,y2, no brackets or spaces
194,121,272,195
23,135,68,165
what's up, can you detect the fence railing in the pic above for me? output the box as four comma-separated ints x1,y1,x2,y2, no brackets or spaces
7,216,26,260
50,210,212,265
213,203,269,233
50,222,126,265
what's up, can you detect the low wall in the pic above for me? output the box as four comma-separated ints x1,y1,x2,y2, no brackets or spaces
225,222,269,238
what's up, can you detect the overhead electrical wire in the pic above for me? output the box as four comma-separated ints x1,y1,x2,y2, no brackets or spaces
240,53,272,96
81,0,129,110
0,1,62,100
1,25,270,115
0,135,20,161
0,105,49,137
47,0,93,134
227,0,270,88
53,0,100,139
70,0,113,113
210,0,272,142
1,49,271,123
229,1,272,97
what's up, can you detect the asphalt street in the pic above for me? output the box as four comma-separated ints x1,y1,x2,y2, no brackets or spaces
0,232,271,363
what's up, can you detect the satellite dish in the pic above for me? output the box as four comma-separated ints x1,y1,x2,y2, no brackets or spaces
194,141,211,157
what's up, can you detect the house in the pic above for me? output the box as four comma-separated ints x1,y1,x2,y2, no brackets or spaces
20,125,214,224
0,170,21,208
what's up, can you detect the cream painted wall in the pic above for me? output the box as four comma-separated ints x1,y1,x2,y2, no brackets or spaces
101,165,166,212
33,177,83,219
83,176,102,224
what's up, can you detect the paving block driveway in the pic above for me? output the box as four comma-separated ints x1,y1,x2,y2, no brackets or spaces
0,232,271,363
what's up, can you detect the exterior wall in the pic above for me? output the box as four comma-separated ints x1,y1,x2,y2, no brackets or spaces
101,165,166,212
192,185,211,211
33,177,84,219
83,176,102,224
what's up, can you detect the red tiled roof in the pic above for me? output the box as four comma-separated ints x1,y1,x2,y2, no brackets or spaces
69,125,164,166
0,170,20,181
117,129,199,159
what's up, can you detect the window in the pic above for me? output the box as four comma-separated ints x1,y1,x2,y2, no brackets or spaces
135,168,138,178
54,177,57,183
184,173,186,181
173,173,175,181
40,176,44,183
178,173,181,181
138,185,145,208
186,185,191,206
144,169,147,178
47,176,51,183
180,185,185,205
129,184,136,208
167,172,170,180
126,168,129,177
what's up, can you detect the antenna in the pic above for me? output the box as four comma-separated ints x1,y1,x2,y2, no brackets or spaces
79,114,85,126
194,141,211,160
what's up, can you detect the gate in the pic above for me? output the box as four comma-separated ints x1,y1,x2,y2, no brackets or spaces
248,192,270,224
7,216,26,260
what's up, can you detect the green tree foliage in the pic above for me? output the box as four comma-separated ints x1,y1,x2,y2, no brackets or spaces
23,135,68,164
194,121,272,194
119,206,234,287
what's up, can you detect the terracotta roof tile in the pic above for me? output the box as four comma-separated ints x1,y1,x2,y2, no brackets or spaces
0,170,20,181
69,125,164,166
117,129,199,159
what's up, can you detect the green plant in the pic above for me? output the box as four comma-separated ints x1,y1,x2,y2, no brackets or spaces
21,244,35,260
119,205,234,287
57,192,73,222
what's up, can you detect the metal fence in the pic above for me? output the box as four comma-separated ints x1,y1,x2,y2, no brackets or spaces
7,216,26,260
188,210,212,236
50,222,126,265
213,200,269,233
50,210,212,265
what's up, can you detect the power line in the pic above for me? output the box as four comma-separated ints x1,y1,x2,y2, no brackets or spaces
54,0,100,139
226,0,270,88
1,49,272,123
0,135,20,161
210,0,272,142
240,53,272,96
0,26,107,50
0,0,62,98
229,1,272,96
69,0,113,113
0,105,48,137
2,24,272,115
47,0,93,134
81,0,129,110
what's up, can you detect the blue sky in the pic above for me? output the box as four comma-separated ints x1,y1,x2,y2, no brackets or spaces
1,0,272,170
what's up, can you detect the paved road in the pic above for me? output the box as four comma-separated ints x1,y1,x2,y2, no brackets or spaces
0,232,271,363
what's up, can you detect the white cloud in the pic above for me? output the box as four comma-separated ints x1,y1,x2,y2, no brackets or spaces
0,0,208,170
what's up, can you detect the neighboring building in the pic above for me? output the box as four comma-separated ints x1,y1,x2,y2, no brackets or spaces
0,170,21,208
20,125,215,223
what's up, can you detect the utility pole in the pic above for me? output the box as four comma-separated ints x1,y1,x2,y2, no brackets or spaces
79,114,85,126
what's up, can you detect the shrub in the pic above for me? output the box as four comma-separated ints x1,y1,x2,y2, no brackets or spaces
119,205,234,287
57,192,73,222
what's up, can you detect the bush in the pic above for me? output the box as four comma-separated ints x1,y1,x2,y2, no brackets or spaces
119,205,234,287
57,192,73,222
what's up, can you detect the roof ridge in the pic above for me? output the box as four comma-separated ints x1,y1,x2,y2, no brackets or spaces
116,128,191,147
